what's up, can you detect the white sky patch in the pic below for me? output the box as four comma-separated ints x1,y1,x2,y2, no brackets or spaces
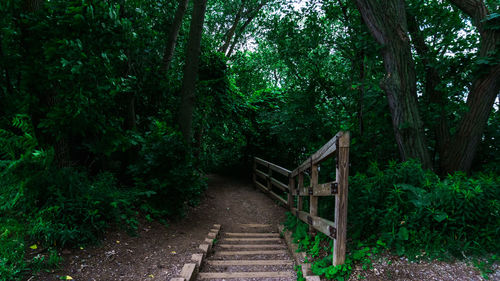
292,0,307,11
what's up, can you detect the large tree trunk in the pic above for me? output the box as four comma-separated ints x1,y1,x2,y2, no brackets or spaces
178,0,208,143
355,0,432,169
162,0,189,73
439,0,500,174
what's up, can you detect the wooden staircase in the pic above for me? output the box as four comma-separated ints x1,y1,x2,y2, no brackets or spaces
197,224,296,280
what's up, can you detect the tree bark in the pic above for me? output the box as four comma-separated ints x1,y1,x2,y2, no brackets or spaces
355,0,432,169
178,0,208,143
439,0,500,174
162,0,189,73
406,13,449,169
218,0,246,54
226,3,264,57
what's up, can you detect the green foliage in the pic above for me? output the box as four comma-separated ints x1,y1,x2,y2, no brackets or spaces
473,254,499,280
0,219,26,281
284,212,386,280
294,264,305,281
27,170,138,247
349,160,500,258
1,0,499,279
283,160,499,280
129,122,207,218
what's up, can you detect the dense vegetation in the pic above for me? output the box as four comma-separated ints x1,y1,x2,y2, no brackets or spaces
0,0,498,280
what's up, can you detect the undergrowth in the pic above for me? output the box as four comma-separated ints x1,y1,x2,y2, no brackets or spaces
0,117,206,281
284,160,499,280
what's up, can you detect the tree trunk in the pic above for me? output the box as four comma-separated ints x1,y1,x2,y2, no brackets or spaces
355,0,432,169
438,0,500,174
406,13,449,170
226,3,264,57
218,0,246,54
178,0,208,143
162,0,189,73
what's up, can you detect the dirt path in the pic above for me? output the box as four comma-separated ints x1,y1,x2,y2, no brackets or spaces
34,174,287,281
32,174,497,281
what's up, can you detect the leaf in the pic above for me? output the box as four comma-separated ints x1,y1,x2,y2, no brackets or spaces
60,276,73,280
433,211,448,222
30,244,38,250
398,227,409,241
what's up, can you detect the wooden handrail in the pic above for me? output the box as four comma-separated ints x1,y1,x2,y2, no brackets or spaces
291,131,344,177
254,157,291,176
253,131,350,266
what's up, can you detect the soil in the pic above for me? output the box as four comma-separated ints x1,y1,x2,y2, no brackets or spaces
347,254,499,281
32,174,287,281
30,174,498,281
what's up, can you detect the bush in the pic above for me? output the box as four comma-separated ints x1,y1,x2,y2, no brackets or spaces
0,219,26,281
129,122,207,219
283,160,499,280
0,119,139,280
349,160,500,258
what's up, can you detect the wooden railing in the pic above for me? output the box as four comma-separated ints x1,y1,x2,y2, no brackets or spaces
253,131,350,265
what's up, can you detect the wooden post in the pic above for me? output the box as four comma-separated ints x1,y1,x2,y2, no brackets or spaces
309,164,318,234
288,175,294,210
297,172,304,212
333,132,349,265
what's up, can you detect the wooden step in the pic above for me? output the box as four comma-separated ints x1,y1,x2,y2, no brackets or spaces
224,237,281,241
198,271,294,279
238,224,272,228
218,244,285,249
217,250,288,255
206,260,293,266
225,232,280,237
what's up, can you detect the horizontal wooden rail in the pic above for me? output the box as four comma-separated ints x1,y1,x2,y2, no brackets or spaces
292,208,336,239
255,169,267,179
253,131,350,266
292,181,338,196
254,157,291,176
271,177,288,192
291,132,343,177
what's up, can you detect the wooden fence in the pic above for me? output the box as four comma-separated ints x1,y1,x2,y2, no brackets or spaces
253,131,350,265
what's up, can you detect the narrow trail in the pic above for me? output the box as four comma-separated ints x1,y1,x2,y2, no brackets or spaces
33,174,494,281
35,174,289,281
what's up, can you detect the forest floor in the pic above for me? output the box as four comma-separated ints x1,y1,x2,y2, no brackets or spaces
31,174,497,281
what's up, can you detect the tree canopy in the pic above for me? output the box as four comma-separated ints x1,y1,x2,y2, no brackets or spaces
0,0,498,279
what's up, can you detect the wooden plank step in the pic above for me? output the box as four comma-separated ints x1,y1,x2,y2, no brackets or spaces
198,271,294,279
217,250,288,255
224,238,281,241
206,260,293,266
225,232,279,237
219,244,285,248
239,224,272,227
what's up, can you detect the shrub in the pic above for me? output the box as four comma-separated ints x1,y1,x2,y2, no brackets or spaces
349,160,500,258
283,160,499,280
129,122,207,219
0,219,26,281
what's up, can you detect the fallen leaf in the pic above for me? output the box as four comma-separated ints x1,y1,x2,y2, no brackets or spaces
148,274,154,278
79,246,84,250
60,276,73,280
30,244,38,250
116,240,120,244
171,251,176,254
